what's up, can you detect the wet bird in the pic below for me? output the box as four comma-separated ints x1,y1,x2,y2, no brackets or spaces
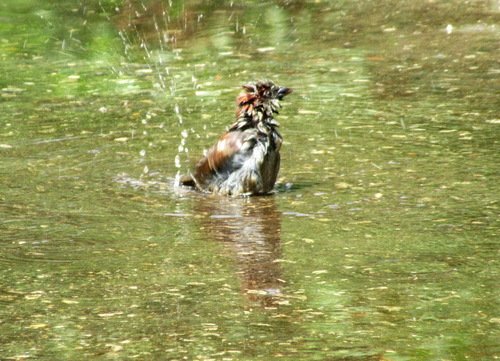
180,80,292,196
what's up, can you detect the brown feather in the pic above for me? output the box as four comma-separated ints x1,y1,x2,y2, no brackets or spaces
192,131,245,188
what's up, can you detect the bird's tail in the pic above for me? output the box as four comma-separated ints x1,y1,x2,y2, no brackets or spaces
179,174,196,188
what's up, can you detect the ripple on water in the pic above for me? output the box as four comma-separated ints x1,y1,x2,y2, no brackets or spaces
0,239,78,265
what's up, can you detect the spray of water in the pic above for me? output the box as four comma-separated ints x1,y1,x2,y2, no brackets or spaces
99,0,192,185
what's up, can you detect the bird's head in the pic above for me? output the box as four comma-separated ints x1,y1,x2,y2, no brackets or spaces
236,80,292,120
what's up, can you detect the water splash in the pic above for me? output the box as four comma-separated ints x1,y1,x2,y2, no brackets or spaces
99,0,194,185
174,106,190,185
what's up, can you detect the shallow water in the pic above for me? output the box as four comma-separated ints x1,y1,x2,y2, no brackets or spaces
1,0,499,360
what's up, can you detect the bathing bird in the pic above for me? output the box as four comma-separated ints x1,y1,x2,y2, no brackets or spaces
180,80,292,196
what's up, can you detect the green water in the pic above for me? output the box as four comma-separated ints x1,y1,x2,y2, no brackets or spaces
1,1,498,360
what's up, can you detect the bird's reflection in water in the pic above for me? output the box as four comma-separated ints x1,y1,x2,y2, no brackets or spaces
195,195,285,308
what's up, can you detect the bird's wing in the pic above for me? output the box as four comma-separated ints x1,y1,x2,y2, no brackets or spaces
193,130,258,187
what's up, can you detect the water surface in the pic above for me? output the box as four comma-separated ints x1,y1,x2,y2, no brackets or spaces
1,0,499,360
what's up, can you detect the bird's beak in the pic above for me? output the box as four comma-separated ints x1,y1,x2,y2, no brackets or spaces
277,87,292,100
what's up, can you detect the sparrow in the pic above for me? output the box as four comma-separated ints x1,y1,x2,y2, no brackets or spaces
180,80,292,196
